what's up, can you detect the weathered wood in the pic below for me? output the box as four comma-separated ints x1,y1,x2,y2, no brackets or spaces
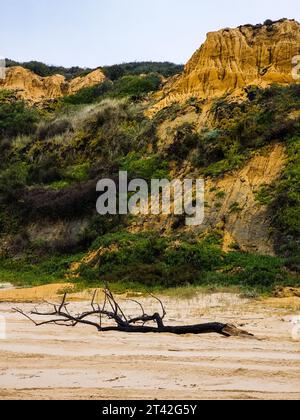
14,287,253,338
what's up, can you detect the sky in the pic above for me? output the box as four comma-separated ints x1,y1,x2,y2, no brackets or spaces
0,0,299,68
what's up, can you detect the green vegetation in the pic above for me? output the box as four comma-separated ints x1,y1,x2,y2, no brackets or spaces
181,84,300,177
6,59,92,79
253,135,300,264
7,59,183,81
61,81,113,105
120,153,169,180
0,97,40,141
0,253,83,286
0,80,299,294
102,62,183,80
0,231,297,293
62,74,162,105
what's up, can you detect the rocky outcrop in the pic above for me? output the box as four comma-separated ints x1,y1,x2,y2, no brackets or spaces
151,19,300,114
68,69,106,94
0,66,106,102
204,144,286,255
132,144,286,255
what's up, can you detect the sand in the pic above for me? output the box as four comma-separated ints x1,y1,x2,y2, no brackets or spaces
0,289,300,400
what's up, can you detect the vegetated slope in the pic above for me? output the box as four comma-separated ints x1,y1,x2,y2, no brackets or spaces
6,59,183,80
2,61,183,104
0,20,299,290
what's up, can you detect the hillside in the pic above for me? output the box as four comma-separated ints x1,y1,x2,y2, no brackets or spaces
0,61,184,104
0,19,299,292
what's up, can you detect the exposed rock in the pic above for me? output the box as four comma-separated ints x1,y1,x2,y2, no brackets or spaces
68,69,106,94
204,144,286,255
0,66,106,102
26,218,90,250
151,19,300,114
133,144,286,255
274,287,300,298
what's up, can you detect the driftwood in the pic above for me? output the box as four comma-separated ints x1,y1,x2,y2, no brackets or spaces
14,286,253,338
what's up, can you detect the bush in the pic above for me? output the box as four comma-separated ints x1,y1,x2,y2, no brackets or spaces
166,123,200,161
6,59,90,79
20,179,97,220
120,153,169,180
77,100,157,160
36,118,73,140
102,62,183,80
0,100,39,140
62,81,113,105
165,243,223,272
112,74,161,98
0,163,28,202
271,136,300,260
28,157,62,185
63,164,91,182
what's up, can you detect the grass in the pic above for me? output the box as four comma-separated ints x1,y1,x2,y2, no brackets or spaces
1,231,298,296
0,261,287,298
1,85,299,297
0,254,83,287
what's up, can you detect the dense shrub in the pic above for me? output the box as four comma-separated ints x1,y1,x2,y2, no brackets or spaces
7,59,183,81
112,74,161,98
6,59,91,79
271,136,300,260
102,62,183,80
194,84,300,177
120,153,169,180
36,118,73,140
62,81,113,105
20,179,97,220
61,73,162,105
75,100,157,160
0,100,39,140
0,163,28,202
72,232,294,289
28,157,62,185
166,123,200,161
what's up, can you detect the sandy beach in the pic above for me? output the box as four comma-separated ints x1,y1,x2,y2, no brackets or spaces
0,286,300,400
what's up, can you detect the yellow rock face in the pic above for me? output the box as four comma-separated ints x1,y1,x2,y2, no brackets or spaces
68,69,106,94
151,19,300,114
0,66,106,102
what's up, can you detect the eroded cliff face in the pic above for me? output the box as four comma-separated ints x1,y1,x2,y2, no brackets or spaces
205,144,286,255
127,144,286,255
0,66,106,102
151,19,300,114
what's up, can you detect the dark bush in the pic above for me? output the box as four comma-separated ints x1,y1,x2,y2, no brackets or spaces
28,157,62,185
62,81,113,105
112,74,162,98
0,163,28,202
20,179,98,220
6,59,91,79
0,100,39,139
166,123,199,161
36,118,73,140
102,62,183,80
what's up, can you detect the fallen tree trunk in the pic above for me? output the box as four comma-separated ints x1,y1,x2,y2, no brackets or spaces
97,323,249,337
14,286,253,338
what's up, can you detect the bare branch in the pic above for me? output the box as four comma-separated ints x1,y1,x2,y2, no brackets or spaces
13,286,254,338
149,293,167,320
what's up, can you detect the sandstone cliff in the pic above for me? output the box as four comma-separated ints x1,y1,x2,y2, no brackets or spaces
151,19,300,113
0,66,106,102
129,144,286,255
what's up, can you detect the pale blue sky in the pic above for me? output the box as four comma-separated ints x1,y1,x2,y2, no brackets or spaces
1,0,299,67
